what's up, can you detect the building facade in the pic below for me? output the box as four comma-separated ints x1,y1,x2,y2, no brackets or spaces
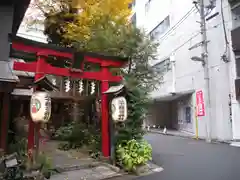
0,0,31,151
135,0,240,141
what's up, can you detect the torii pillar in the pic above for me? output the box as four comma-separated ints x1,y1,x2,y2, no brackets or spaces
101,66,110,157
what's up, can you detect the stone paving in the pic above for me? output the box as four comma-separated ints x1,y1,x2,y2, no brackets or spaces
39,141,122,180
40,141,96,169
50,165,121,180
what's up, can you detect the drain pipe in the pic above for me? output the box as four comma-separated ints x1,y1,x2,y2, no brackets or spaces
170,55,176,94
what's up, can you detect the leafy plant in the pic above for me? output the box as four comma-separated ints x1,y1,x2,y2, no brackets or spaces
8,136,28,159
37,152,54,178
116,139,152,171
54,123,74,141
54,121,101,153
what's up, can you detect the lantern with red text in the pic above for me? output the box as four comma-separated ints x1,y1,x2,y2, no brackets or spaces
30,92,51,123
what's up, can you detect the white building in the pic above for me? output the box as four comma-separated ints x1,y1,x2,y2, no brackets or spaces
134,0,240,141
17,0,47,43
17,23,47,43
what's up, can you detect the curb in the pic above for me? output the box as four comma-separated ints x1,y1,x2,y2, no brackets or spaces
148,129,195,139
98,162,121,173
54,162,100,173
148,130,231,145
54,162,124,180
54,161,121,174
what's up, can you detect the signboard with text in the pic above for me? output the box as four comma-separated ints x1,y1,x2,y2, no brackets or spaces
196,90,205,117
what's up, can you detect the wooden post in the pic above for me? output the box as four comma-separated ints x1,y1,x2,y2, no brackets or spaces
0,93,10,151
101,67,110,157
27,54,46,163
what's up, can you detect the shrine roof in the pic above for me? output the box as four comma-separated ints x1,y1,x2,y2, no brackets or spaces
9,35,129,63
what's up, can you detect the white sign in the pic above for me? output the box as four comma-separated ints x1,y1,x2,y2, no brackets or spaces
30,92,51,123
111,96,127,122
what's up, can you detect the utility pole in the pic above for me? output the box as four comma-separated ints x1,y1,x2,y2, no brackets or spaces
198,0,212,142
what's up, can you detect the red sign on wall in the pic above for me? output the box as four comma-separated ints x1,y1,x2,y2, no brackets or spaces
196,90,205,117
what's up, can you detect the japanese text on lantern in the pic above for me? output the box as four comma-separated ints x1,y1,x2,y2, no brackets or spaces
196,90,205,117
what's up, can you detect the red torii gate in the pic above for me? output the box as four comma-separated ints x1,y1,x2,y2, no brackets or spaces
9,35,128,158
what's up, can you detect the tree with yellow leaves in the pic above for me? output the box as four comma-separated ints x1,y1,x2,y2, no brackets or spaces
34,0,160,159
31,0,133,45
64,0,133,42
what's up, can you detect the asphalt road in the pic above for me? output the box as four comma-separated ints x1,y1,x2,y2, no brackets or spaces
112,133,240,180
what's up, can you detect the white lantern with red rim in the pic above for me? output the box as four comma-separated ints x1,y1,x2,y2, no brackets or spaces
30,91,51,123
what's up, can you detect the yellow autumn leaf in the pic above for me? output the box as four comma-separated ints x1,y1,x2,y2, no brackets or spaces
64,0,133,41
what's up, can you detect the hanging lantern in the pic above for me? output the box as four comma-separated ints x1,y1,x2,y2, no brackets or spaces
65,79,70,92
79,80,83,93
91,81,95,94
30,92,51,123
111,96,127,122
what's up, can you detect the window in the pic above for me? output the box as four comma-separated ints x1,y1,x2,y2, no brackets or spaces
185,106,191,123
153,58,171,75
149,16,170,40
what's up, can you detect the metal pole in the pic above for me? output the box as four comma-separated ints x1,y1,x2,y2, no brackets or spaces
199,0,211,142
195,106,199,140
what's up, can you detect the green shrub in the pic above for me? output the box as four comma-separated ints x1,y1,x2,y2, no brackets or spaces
116,139,152,171
54,122,101,153
8,136,27,159
37,152,55,178
54,123,74,141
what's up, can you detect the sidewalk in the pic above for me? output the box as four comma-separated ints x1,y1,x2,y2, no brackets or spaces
148,128,194,139
50,164,122,180
39,141,122,180
148,128,231,144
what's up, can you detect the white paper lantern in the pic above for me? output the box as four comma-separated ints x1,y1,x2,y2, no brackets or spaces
30,92,51,123
111,96,127,122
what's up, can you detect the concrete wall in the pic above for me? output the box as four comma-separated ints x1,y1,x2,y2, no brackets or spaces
135,0,235,141
0,6,14,62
